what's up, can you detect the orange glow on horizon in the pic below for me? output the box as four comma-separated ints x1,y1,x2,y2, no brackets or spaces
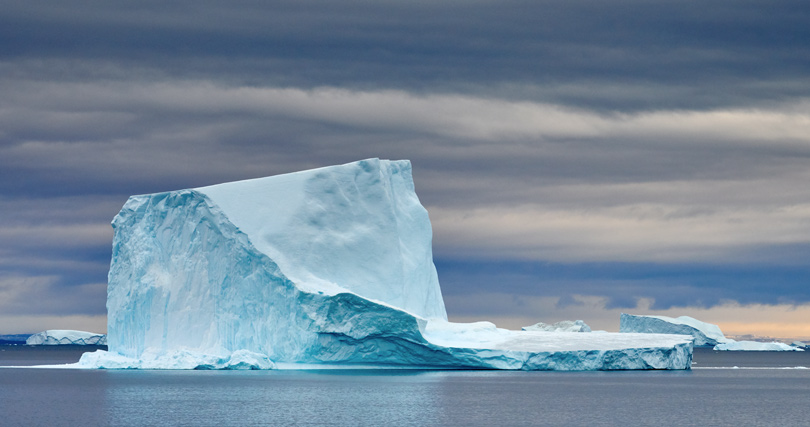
716,322,810,341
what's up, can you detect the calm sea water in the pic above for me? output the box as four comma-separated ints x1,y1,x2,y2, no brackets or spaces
1,346,808,426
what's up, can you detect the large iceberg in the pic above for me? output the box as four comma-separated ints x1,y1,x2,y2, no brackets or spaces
620,314,732,347
27,330,107,346
79,159,692,370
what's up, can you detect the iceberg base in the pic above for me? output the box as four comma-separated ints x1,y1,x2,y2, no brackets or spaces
77,349,275,370
75,325,693,371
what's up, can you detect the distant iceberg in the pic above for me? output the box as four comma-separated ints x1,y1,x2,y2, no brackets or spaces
714,341,803,351
620,314,732,347
620,313,803,352
522,320,592,333
78,159,692,371
27,330,107,346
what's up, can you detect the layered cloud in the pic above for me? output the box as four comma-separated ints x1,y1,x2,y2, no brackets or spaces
3,81,808,264
446,293,810,340
1,0,808,333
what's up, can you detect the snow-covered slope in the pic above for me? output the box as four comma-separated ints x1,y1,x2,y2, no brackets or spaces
714,341,804,351
522,320,592,333
196,159,446,321
77,159,693,370
27,330,107,345
620,314,732,347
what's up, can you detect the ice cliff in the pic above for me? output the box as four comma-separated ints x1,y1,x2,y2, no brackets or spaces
27,330,107,345
78,159,692,370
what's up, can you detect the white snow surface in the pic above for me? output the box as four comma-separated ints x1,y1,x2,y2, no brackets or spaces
76,159,693,371
26,330,107,346
522,320,592,333
714,341,804,351
620,314,732,347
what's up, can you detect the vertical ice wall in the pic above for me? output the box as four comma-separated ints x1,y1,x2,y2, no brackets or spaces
105,159,448,361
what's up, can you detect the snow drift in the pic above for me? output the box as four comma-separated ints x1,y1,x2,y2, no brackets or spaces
79,159,692,370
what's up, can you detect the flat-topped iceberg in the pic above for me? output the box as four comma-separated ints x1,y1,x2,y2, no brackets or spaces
78,159,692,370
714,341,803,351
27,330,107,346
522,320,592,333
620,314,732,347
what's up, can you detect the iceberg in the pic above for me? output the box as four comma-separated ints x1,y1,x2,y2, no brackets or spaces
26,330,107,346
78,159,693,370
714,341,804,351
620,314,732,347
522,320,592,333
620,314,804,352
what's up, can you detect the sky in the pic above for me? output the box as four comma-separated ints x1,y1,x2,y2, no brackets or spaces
1,0,809,338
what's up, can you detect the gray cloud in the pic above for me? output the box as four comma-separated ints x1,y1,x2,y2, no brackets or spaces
1,0,809,331
2,81,809,264
2,0,809,110
0,275,107,316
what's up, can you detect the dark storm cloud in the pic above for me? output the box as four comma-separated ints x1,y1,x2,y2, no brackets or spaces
2,0,809,110
2,79,808,200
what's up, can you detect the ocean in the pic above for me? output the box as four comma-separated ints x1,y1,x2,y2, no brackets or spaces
0,346,808,426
